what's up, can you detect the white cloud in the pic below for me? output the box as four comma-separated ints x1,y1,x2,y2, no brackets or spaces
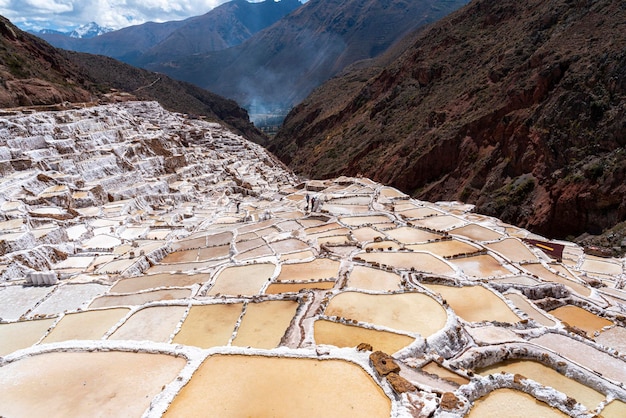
0,0,234,31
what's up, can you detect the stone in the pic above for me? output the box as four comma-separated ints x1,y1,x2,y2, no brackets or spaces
369,351,400,377
440,392,460,410
356,342,373,352
387,372,416,394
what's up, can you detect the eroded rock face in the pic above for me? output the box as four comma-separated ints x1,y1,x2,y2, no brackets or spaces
0,102,625,418
271,0,626,246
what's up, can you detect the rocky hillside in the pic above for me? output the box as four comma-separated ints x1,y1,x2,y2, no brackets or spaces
0,15,265,144
144,0,468,112
271,0,626,244
37,0,302,66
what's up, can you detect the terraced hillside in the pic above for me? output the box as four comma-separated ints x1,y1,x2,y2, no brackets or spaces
0,102,625,417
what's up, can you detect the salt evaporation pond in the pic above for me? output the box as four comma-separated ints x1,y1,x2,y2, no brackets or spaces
424,284,520,323
164,355,391,417
2,103,626,417
468,388,569,418
549,305,613,337
478,360,605,410
0,351,186,418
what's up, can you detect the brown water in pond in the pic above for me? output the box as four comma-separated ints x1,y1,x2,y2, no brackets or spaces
43,308,129,343
339,215,391,226
421,361,470,386
269,238,309,254
172,303,243,348
0,318,55,356
90,288,191,308
478,360,605,411
265,281,335,294
504,293,555,327
451,254,511,278
207,263,275,296
277,258,340,281
602,399,626,417
347,265,401,291
359,251,455,276
232,300,298,349
163,355,391,417
325,291,447,337
385,226,441,243
425,284,520,323
522,264,591,297
549,305,612,337
397,207,443,219
111,273,211,293
280,249,316,261
450,224,503,241
314,319,414,354
234,245,274,261
109,305,187,342
468,388,569,418
364,240,401,250
146,259,224,274
407,239,478,258
486,238,537,262
352,227,385,242
0,351,185,418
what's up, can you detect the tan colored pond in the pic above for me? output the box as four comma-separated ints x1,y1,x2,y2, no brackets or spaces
358,251,455,276
164,355,390,417
469,388,569,418
265,280,335,294
450,224,503,241
0,318,55,356
339,215,391,227
522,263,591,297
277,258,340,281
505,293,555,327
234,244,274,261
549,305,612,337
425,284,520,323
451,254,511,278
0,351,186,418
602,399,626,417
486,238,537,262
111,273,211,293
161,245,229,263
146,259,225,274
314,319,414,354
580,256,623,276
43,308,129,343
351,226,385,242
109,305,187,342
207,263,276,296
172,303,242,348
232,300,298,349
385,226,441,243
380,187,406,198
323,204,371,215
325,291,447,337
421,361,470,386
414,215,465,231
407,239,479,258
269,238,310,254
594,326,626,353
478,360,605,411
364,240,401,250
90,288,191,308
396,207,444,219
280,249,316,261
347,265,401,291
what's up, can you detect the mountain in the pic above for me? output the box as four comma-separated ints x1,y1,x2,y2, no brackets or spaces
68,22,113,38
270,0,626,245
0,15,265,144
36,0,301,65
143,0,468,113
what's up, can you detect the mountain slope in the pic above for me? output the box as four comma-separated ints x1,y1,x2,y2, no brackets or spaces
271,0,626,241
144,0,468,111
37,0,301,66
0,15,265,144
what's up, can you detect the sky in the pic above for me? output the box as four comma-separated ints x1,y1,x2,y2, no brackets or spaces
0,0,251,32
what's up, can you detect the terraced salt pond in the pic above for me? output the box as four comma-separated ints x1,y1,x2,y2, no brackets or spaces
1,102,624,417
164,355,391,417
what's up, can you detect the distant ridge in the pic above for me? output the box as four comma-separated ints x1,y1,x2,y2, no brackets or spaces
271,0,626,246
0,15,265,144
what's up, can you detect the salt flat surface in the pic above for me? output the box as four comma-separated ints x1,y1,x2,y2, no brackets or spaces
0,102,624,418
